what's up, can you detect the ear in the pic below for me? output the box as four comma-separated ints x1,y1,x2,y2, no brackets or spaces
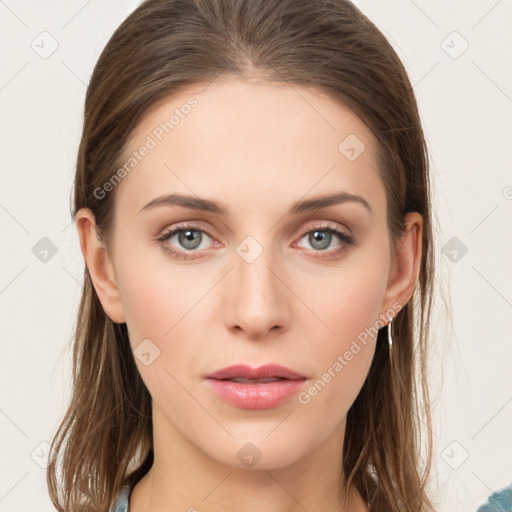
380,212,423,317
75,208,126,324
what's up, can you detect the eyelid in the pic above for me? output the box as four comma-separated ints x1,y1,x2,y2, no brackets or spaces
156,221,217,240
295,220,352,239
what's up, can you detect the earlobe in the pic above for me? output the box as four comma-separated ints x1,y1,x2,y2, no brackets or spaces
381,212,423,316
75,208,126,324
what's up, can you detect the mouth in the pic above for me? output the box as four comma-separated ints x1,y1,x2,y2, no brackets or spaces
216,377,290,383
205,363,307,381
204,364,308,410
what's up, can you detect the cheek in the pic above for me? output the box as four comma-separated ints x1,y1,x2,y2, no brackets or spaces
333,270,386,340
115,258,206,412
298,254,388,348
293,254,388,413
114,241,219,384
114,234,197,334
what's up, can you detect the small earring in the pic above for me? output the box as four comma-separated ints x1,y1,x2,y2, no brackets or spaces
387,315,393,349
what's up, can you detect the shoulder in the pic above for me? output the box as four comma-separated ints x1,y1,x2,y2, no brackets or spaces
110,484,133,512
476,482,512,512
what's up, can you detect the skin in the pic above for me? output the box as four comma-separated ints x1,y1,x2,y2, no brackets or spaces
76,76,422,512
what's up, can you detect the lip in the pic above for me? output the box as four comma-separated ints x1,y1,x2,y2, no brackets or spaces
204,364,308,410
205,364,307,381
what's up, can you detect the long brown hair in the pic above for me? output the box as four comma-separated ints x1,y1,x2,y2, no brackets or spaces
47,0,437,510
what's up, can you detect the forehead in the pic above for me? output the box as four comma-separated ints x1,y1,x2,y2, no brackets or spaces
113,77,385,219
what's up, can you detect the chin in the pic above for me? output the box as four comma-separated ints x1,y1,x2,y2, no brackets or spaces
205,436,309,471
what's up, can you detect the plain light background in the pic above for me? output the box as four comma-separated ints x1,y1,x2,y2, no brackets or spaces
0,1,510,510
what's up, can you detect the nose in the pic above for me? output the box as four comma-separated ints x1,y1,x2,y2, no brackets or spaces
223,237,290,340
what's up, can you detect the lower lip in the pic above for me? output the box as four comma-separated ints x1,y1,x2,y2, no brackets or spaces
205,378,307,410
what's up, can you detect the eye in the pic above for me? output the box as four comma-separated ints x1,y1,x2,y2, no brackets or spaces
156,222,355,261
156,224,217,260
295,224,355,260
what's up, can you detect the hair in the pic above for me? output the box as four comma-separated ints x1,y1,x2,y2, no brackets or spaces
47,0,437,510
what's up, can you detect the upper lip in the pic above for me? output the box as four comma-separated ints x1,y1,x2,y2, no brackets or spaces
206,364,307,380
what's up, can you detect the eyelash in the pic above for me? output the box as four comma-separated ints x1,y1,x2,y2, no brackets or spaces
156,222,355,261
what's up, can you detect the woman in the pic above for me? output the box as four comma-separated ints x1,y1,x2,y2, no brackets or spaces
47,0,437,510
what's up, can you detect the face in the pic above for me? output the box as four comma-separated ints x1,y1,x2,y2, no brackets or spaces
79,76,418,471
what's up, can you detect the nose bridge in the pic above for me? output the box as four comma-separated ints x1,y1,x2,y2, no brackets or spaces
226,232,288,336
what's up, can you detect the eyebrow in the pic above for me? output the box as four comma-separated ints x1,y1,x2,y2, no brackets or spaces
138,191,373,216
